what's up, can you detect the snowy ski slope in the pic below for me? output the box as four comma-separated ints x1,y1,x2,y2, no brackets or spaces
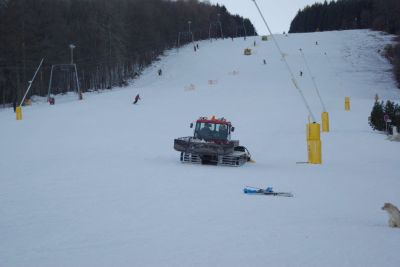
1,30,400,266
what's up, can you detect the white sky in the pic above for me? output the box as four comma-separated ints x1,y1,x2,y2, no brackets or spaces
208,0,323,34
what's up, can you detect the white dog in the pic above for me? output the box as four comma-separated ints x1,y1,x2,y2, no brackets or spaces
382,203,400,228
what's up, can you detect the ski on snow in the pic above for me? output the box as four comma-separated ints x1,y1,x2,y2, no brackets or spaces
244,186,294,197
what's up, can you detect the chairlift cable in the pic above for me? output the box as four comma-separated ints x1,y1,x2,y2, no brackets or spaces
251,0,317,122
299,48,327,112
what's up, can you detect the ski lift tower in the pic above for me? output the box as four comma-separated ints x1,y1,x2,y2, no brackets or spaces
236,20,247,40
69,44,75,64
177,20,195,50
242,18,248,39
47,44,81,101
209,13,223,40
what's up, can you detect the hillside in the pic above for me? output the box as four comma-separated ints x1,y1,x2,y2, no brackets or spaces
0,0,256,105
1,30,400,266
289,0,400,87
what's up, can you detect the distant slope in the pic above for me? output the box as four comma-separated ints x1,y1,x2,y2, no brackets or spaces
0,0,256,105
289,0,400,87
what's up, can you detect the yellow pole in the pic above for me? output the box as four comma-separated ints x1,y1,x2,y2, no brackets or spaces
307,122,320,141
307,122,322,164
321,112,329,132
345,96,350,111
16,106,22,120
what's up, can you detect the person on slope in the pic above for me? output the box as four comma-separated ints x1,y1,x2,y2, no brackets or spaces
133,94,141,104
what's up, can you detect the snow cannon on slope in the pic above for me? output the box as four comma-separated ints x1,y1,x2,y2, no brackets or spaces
174,116,252,166
244,48,252,55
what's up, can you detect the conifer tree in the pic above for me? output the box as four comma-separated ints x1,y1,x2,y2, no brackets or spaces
369,101,385,131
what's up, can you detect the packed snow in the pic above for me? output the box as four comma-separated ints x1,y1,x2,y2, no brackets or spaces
1,30,400,267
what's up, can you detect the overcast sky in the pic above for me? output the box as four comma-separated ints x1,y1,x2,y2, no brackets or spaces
208,0,323,34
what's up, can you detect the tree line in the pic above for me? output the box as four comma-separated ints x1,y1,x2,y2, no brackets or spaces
0,0,256,106
369,100,400,132
289,0,400,87
289,0,400,34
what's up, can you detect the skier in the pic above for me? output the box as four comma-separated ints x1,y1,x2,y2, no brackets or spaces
158,69,162,76
196,44,199,49
263,59,266,65
315,41,319,45
133,94,141,104
300,71,303,77
253,41,256,47
194,45,197,52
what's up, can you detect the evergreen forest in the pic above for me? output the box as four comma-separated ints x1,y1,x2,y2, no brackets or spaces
0,0,255,106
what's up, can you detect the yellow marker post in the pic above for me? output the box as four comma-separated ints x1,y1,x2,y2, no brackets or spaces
307,122,320,141
308,139,322,164
321,112,329,132
307,123,322,164
345,96,350,111
16,106,22,120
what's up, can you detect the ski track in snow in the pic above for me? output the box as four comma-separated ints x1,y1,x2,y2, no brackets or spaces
1,30,400,267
